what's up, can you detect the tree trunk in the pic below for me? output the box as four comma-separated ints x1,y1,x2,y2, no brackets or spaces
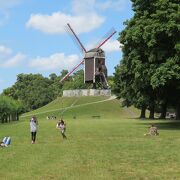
8,115,10,123
149,105,155,119
17,114,19,121
5,115,8,123
140,106,146,119
16,113,19,121
159,103,167,119
176,103,180,120
12,114,14,121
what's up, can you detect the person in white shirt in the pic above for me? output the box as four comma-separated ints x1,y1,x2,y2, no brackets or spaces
56,119,67,139
30,116,38,144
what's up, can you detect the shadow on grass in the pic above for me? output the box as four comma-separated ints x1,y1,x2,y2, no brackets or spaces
138,120,180,130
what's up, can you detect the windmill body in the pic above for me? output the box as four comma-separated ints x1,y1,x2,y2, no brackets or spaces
84,48,108,89
60,23,116,90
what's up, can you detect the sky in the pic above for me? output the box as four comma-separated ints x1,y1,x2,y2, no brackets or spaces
0,0,133,93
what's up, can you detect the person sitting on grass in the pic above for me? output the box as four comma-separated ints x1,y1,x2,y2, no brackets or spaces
56,119,67,139
144,124,159,136
0,137,11,147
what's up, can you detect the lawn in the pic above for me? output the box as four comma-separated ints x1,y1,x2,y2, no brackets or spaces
0,97,180,180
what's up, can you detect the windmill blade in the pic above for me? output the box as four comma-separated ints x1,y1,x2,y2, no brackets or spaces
96,28,116,49
60,59,84,83
67,23,87,53
65,26,85,54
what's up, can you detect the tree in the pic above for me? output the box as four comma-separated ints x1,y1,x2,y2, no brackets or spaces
3,74,55,111
62,70,88,90
2,70,88,112
151,57,180,119
114,0,180,119
0,95,23,123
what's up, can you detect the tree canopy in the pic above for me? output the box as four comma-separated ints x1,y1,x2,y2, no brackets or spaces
2,69,91,113
114,0,180,119
0,95,23,123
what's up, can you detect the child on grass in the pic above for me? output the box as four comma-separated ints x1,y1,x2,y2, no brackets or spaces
56,119,67,139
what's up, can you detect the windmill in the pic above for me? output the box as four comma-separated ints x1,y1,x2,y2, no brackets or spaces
60,23,116,89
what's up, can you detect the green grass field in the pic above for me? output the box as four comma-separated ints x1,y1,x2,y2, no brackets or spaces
1,96,180,180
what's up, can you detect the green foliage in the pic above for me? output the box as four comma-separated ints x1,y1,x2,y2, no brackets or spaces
0,95,23,123
2,69,96,112
62,70,89,90
114,0,180,119
3,74,57,112
151,57,180,88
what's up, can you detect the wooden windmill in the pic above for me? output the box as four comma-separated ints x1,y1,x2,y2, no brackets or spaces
60,23,116,89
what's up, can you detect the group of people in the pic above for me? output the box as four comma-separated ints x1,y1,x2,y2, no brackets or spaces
46,115,57,120
30,116,160,144
1,117,158,146
30,116,67,144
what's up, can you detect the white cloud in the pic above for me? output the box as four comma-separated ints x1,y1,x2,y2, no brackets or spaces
29,53,80,71
26,12,105,34
86,39,121,53
26,0,130,35
0,45,26,68
0,45,12,55
2,53,26,68
101,40,121,53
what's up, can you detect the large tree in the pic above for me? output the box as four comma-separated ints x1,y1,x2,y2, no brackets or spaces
114,0,180,119
3,74,55,111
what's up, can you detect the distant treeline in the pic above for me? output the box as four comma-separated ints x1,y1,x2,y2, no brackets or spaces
1,69,114,123
0,95,23,123
113,0,180,119
1,70,90,116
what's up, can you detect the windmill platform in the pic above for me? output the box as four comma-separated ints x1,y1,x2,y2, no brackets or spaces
63,89,111,97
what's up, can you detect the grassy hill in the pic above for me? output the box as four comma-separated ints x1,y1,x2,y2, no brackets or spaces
1,96,180,180
22,96,132,119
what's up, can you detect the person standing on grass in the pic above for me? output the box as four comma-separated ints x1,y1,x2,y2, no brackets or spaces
30,116,38,144
56,119,67,139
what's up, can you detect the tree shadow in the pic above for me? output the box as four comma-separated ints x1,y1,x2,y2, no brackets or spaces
139,121,180,130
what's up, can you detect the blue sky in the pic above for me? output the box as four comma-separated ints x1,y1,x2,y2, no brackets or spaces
0,0,133,93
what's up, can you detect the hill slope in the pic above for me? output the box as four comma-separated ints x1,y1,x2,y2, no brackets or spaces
22,96,138,119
